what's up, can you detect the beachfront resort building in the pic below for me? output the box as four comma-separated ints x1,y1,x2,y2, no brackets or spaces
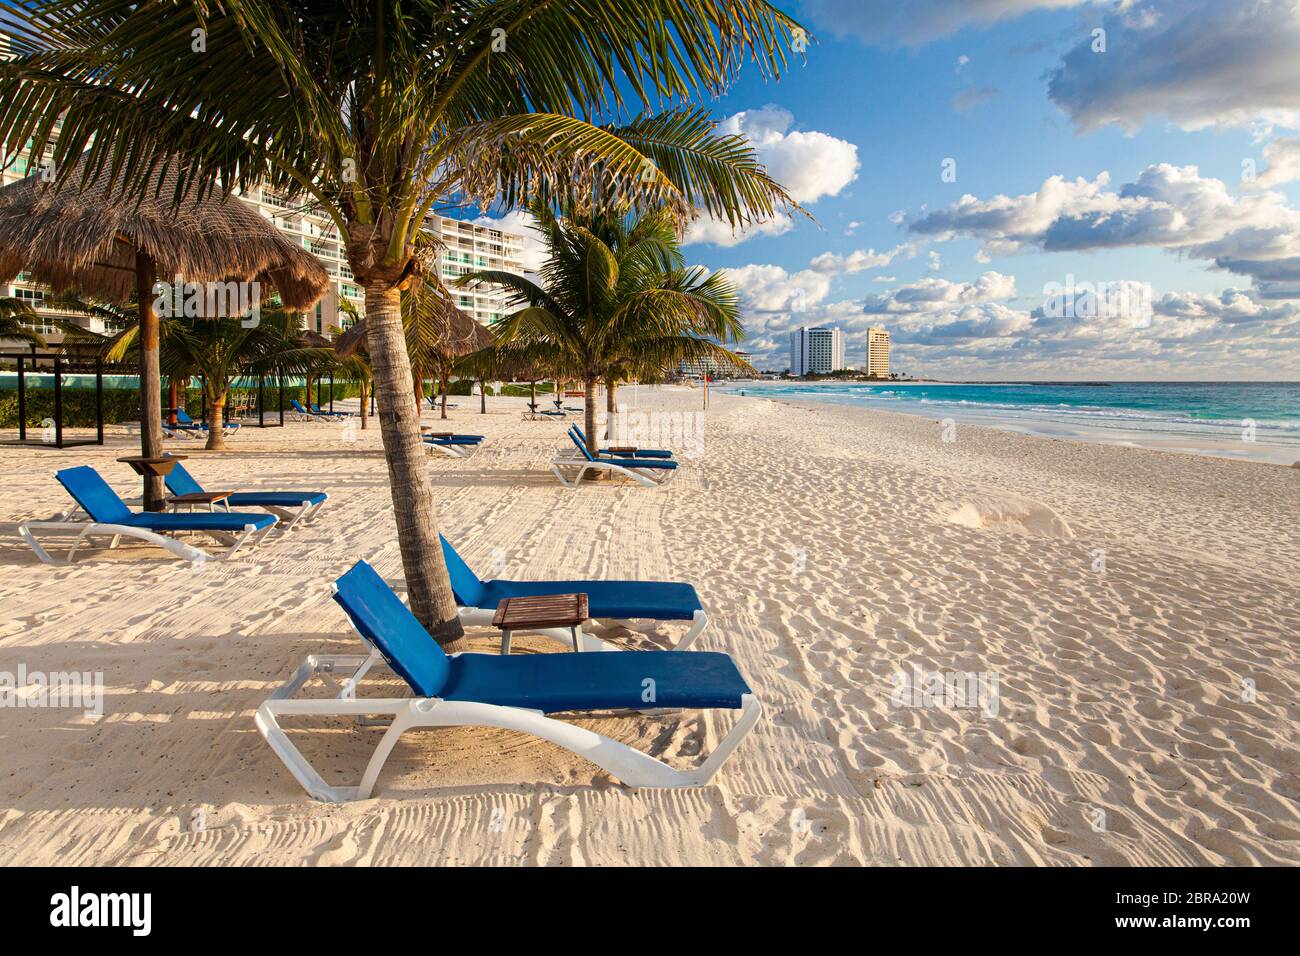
789,326,845,375
0,116,526,345
866,327,891,379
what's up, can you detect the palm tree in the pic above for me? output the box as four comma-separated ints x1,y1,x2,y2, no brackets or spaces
1,2,800,648
460,203,752,453
106,309,332,450
0,296,45,346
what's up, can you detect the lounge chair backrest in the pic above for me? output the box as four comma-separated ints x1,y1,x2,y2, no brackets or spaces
438,534,486,605
332,561,450,698
290,399,309,414
311,403,327,414
175,407,196,425
163,460,205,497
55,466,132,523
567,428,597,462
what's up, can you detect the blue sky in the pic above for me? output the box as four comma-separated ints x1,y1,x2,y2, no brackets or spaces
477,0,1300,380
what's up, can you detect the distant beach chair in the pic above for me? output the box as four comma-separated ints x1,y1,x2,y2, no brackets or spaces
289,399,325,421
423,432,485,459
310,402,351,420
424,395,459,410
162,457,328,532
427,533,709,651
19,465,278,564
551,430,678,488
254,560,760,801
571,425,674,459
176,406,240,436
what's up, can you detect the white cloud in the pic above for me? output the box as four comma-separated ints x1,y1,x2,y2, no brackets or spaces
955,54,971,73
721,263,832,314
908,164,1300,294
864,272,1017,313
684,106,859,247
683,213,794,247
1246,137,1300,189
1047,0,1300,133
953,87,1004,113
808,241,920,275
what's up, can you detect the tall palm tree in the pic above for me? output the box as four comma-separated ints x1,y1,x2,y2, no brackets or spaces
0,1,801,648
460,203,751,452
0,296,45,346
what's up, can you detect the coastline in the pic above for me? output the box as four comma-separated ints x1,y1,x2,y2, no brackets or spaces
1,386,1296,865
719,382,1300,466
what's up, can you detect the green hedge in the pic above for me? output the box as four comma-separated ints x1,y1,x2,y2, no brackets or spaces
0,382,362,428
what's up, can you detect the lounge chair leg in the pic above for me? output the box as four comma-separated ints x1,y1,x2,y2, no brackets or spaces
677,610,709,650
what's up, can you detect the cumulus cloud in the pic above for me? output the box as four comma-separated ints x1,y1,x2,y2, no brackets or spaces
801,0,1093,47
1047,0,1300,133
864,272,1018,313
684,106,858,247
908,164,1300,293
721,263,833,314
1246,137,1300,189
808,241,920,275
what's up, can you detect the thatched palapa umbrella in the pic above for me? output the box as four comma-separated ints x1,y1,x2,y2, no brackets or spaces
0,155,329,509
334,285,493,419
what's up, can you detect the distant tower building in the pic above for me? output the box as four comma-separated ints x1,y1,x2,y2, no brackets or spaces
789,326,844,375
866,327,891,378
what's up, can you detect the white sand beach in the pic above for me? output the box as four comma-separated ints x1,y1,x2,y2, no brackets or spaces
0,386,1296,866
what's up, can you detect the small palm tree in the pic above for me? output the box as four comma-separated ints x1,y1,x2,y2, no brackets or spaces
0,297,46,346
460,203,751,453
106,309,331,450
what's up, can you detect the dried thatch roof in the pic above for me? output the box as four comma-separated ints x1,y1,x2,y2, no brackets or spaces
333,292,494,361
0,154,329,309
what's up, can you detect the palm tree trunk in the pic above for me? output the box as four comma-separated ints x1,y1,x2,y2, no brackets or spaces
363,284,466,651
168,378,179,426
134,251,164,512
205,384,228,451
605,376,618,439
479,379,487,414
305,374,313,409
440,373,449,419
584,375,599,455
359,380,368,430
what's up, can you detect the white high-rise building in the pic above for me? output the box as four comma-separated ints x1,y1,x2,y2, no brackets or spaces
0,120,525,344
866,327,890,378
789,326,844,375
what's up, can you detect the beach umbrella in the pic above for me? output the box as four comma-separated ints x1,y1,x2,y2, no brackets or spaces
0,154,329,510
334,285,493,417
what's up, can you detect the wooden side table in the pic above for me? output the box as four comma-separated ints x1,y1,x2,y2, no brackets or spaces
492,593,589,655
167,491,232,512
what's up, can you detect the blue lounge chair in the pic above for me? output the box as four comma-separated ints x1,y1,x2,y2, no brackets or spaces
289,399,328,422
162,458,328,531
311,402,350,419
423,431,485,459
254,561,760,801
176,406,240,436
551,430,678,488
434,534,708,651
19,466,278,564
571,425,674,459
424,394,458,410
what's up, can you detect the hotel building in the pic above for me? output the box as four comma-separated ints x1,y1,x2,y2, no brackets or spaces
789,326,844,376
0,116,525,344
866,327,891,378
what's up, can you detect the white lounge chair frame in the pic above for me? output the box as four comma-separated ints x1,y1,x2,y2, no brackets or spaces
164,495,328,534
425,440,482,460
255,649,761,802
18,517,274,564
549,454,679,488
